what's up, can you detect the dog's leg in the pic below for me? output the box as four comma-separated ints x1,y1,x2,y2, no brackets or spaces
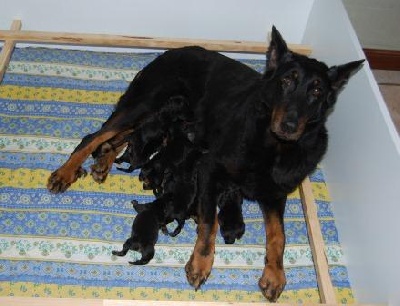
47,129,124,193
258,196,287,302
185,213,218,290
130,245,155,265
185,157,220,289
47,106,144,193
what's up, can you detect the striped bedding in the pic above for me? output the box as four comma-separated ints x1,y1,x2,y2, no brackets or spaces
0,47,354,303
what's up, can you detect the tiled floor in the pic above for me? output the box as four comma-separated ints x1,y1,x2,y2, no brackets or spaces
373,70,400,135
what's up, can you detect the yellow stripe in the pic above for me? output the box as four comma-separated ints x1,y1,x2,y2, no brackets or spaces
0,282,355,303
288,182,331,202
0,85,122,104
0,168,330,201
0,168,153,196
0,113,106,122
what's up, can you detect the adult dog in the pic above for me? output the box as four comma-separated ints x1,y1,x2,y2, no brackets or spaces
47,27,363,301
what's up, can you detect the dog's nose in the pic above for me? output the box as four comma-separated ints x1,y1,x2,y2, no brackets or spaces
281,120,298,134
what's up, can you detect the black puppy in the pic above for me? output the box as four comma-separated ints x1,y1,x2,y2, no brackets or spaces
217,182,245,244
112,199,169,265
115,95,193,173
137,130,205,235
139,123,200,197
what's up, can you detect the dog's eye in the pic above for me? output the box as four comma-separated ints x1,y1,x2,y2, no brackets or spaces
281,77,291,88
291,71,298,79
312,88,322,97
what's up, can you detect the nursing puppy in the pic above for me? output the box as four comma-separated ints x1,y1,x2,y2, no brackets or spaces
112,199,168,265
115,95,193,174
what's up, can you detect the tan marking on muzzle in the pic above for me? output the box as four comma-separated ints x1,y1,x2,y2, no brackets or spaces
271,107,307,141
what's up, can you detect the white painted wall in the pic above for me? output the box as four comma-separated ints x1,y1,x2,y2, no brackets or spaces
0,0,312,44
343,0,400,51
303,1,400,304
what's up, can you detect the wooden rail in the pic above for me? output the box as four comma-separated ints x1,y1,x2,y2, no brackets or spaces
299,177,337,303
0,20,21,81
0,29,312,55
0,297,385,306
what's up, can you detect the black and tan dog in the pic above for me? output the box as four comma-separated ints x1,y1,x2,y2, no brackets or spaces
47,27,363,301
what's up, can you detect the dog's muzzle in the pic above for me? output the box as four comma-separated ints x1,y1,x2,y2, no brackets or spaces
271,109,306,141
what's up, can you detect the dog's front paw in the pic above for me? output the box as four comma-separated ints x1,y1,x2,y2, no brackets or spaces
185,252,214,290
47,166,87,194
90,161,112,183
258,264,286,302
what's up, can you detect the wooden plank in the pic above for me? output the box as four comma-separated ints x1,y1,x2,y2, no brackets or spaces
299,177,337,304
0,20,22,82
0,29,312,55
0,297,386,306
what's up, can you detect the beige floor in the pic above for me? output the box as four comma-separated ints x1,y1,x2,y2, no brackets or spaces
373,70,400,134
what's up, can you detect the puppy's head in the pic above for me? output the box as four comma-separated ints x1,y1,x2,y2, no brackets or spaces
263,26,364,142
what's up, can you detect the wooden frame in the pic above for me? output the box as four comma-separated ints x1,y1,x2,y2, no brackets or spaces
0,20,382,306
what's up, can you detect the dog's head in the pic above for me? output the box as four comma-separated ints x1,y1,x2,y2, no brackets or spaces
263,26,364,142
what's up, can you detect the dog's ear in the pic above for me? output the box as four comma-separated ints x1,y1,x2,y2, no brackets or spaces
267,26,290,70
326,59,364,107
327,59,365,91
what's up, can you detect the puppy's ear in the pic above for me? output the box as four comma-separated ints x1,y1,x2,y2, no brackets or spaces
328,59,365,91
267,26,290,70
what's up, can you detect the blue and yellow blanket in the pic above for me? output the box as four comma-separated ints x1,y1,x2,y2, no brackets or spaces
0,47,354,303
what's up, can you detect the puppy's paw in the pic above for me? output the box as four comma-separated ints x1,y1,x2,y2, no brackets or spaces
258,265,286,302
129,259,150,265
112,250,126,257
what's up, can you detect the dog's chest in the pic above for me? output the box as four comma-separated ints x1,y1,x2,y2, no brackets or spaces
231,138,307,200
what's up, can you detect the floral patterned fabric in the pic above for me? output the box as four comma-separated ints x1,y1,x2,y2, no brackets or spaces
0,47,354,303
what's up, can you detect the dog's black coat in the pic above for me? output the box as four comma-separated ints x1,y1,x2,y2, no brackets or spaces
48,26,363,302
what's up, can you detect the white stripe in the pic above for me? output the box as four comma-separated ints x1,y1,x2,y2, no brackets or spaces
0,135,79,154
0,236,346,268
8,61,138,82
